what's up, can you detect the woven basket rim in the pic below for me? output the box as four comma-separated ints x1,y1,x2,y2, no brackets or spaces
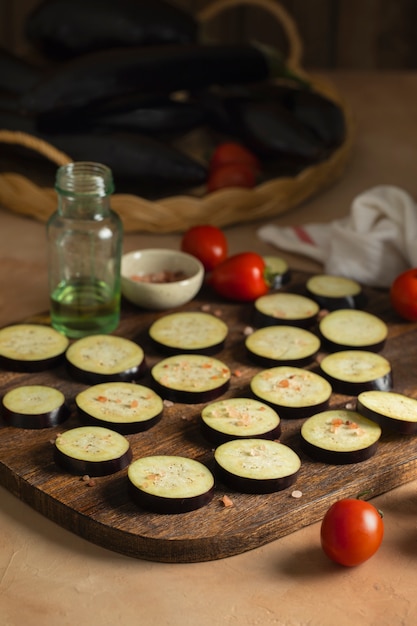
0,0,354,233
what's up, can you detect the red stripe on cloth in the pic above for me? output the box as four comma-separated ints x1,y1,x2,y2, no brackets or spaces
293,226,316,245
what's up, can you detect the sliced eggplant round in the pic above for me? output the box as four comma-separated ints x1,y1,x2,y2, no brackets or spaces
1,385,69,429
200,397,281,445
246,325,320,367
128,455,215,514
250,365,332,419
65,334,146,384
300,409,381,464
0,323,69,372
75,381,163,434
319,350,392,395
54,425,132,476
214,438,301,494
253,292,319,328
306,274,366,310
263,255,291,289
318,309,388,352
151,354,231,404
149,311,228,355
357,390,417,435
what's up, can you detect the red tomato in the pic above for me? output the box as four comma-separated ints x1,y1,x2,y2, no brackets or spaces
390,268,417,321
321,498,384,567
181,224,228,272
207,163,256,193
209,252,269,301
209,142,260,173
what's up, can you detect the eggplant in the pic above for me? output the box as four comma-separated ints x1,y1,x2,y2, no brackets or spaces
128,455,215,514
318,309,388,353
263,255,291,289
357,390,417,435
92,98,207,136
0,324,69,372
54,425,132,476
300,409,381,465
75,382,163,435
200,397,281,446
65,335,147,384
1,385,70,429
306,274,367,310
0,47,42,95
250,365,332,419
213,439,301,494
0,109,208,190
25,0,198,60
148,312,228,356
253,292,320,329
319,350,393,396
245,326,320,368
151,354,231,404
19,43,304,121
204,94,325,162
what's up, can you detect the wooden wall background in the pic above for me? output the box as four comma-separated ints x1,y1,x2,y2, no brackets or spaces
1,0,417,69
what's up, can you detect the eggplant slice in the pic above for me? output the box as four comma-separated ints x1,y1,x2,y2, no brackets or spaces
149,311,228,355
0,323,69,372
128,455,215,514
253,292,319,328
306,274,366,310
1,385,69,429
151,354,231,404
301,409,381,464
318,309,388,352
54,425,132,476
319,350,393,395
75,381,163,434
65,334,146,384
357,390,417,435
250,365,332,419
214,438,301,494
246,325,320,368
200,397,281,445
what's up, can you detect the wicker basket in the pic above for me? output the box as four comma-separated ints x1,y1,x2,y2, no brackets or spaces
0,0,354,233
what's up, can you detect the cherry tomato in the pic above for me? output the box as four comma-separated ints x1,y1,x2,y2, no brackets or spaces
181,224,228,272
390,268,417,321
209,252,269,301
207,163,256,193
209,142,260,173
320,498,384,567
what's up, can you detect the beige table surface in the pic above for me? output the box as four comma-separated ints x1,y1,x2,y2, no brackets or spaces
1,71,417,626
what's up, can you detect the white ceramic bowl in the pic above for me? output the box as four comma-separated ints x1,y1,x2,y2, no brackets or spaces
121,248,204,310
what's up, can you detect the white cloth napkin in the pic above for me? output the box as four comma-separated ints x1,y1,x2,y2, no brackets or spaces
257,185,417,288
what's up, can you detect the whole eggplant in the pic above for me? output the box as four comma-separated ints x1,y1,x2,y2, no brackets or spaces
0,47,41,95
18,43,305,125
25,0,198,59
0,109,207,192
201,90,325,163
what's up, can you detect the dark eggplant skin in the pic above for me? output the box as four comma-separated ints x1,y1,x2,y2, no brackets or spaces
246,347,318,369
200,418,281,447
201,91,325,162
54,445,133,477
151,379,230,405
128,481,215,514
306,291,367,311
19,44,272,120
25,0,198,60
92,98,207,136
318,370,393,396
300,437,379,465
77,406,162,435
213,461,299,494
0,352,66,373
2,401,70,429
356,393,417,436
0,110,208,189
0,47,42,95
66,359,147,386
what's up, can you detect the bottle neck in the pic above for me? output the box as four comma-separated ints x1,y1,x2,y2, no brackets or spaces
55,162,114,219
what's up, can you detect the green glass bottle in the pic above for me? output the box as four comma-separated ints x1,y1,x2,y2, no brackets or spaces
47,162,123,338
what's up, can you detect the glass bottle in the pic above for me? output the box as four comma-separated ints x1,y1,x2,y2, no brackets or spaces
47,161,123,338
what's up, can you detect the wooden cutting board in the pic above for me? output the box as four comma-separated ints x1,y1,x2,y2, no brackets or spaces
0,272,416,563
